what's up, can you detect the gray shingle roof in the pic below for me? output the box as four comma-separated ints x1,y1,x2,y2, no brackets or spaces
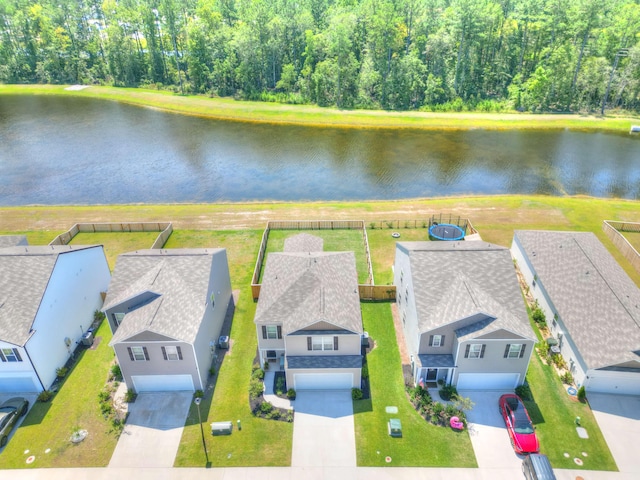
284,233,324,252
398,241,533,339
0,245,100,346
0,235,28,248
286,355,363,369
417,354,455,368
104,249,223,345
255,251,362,335
514,230,640,369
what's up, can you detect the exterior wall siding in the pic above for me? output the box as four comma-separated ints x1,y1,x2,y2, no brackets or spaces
27,247,110,391
0,341,40,392
393,247,421,366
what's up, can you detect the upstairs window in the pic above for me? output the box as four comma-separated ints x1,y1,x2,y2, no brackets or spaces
128,346,149,361
504,344,526,359
465,343,485,359
162,346,183,361
307,336,338,351
262,325,282,339
114,313,125,326
430,335,445,347
0,348,22,362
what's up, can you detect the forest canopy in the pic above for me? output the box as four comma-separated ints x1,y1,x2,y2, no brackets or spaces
1,0,639,113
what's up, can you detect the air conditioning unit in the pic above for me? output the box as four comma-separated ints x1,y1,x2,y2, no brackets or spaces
218,336,229,349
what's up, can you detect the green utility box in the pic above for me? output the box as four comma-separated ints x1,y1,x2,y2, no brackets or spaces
388,418,402,438
211,421,233,435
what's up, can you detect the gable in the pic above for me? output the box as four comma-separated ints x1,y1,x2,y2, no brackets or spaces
292,320,355,334
116,330,179,343
474,329,531,341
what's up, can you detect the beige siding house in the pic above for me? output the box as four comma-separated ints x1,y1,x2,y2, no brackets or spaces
255,234,363,391
394,241,535,391
103,249,232,393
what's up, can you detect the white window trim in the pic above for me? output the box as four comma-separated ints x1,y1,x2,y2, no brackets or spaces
265,326,278,339
432,335,442,347
312,336,334,351
508,344,523,358
131,346,146,361
1,348,19,362
165,345,179,361
114,312,125,326
468,344,483,359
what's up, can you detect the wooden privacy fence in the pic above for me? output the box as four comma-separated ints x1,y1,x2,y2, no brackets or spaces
49,222,173,249
603,220,640,274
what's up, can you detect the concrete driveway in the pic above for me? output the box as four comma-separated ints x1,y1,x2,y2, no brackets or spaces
0,393,37,454
108,392,193,468
292,390,356,467
587,393,640,474
460,391,524,470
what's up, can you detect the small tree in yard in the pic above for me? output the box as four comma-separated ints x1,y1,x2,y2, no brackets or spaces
452,395,475,413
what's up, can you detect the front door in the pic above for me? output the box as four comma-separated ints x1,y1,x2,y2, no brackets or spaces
426,368,437,381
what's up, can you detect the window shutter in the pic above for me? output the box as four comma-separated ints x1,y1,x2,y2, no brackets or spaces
504,344,510,358
177,346,183,360
480,344,486,358
162,347,168,360
334,336,339,350
277,326,282,339
519,344,527,358
143,346,149,361
440,335,445,346
0,350,5,362
307,337,312,351
127,347,134,361
262,326,267,339
464,344,470,358
14,349,22,361
429,335,433,346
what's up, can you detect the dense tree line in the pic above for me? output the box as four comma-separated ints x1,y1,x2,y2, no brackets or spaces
1,0,640,113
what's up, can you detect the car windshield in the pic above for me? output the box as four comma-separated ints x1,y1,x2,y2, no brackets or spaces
508,399,534,434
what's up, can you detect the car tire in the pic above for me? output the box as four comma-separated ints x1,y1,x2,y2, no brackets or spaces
21,403,28,417
1,435,7,448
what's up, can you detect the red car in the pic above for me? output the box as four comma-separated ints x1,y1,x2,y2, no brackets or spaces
499,393,539,454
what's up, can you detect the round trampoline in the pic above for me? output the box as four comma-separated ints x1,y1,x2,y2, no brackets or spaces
429,223,465,241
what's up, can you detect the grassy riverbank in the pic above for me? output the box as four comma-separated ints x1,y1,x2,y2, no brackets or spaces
1,84,638,131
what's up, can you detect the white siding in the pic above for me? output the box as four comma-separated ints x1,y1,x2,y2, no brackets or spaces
26,247,110,390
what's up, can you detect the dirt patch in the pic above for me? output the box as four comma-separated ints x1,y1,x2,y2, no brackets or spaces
390,302,411,365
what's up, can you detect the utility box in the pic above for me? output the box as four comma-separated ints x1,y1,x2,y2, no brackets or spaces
218,336,229,349
211,421,233,435
388,418,402,438
81,329,95,346
361,332,369,347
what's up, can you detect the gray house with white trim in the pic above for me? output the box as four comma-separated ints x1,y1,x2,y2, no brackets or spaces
512,230,640,396
394,241,535,391
255,234,363,391
0,245,110,393
103,249,232,393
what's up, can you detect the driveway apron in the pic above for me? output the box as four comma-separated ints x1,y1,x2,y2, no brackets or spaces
460,391,524,470
108,392,192,468
292,390,356,467
587,393,640,474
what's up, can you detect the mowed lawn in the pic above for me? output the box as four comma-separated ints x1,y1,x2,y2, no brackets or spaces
168,230,293,467
0,320,119,468
524,351,617,471
354,303,477,467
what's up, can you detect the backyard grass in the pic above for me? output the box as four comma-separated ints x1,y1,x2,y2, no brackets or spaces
70,232,160,269
523,352,617,471
261,229,371,283
1,84,637,132
621,231,640,252
166,230,293,467
0,320,119,468
353,303,477,467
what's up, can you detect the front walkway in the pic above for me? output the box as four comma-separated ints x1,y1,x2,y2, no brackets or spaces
292,390,356,467
263,370,294,410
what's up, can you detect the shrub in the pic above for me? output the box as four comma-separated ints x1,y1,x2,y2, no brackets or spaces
552,354,567,370
98,389,111,403
439,385,458,401
561,371,574,384
352,388,363,400
432,402,444,416
275,376,285,395
37,390,53,402
194,389,204,398
369,222,376,230
124,389,137,403
260,401,273,414
577,386,586,402
56,367,68,378
263,361,270,370
252,368,265,380
249,377,264,399
361,364,369,379
209,366,216,376
537,341,549,357
532,307,546,324
286,388,296,400
437,378,444,386
110,364,122,381
515,384,533,400
100,402,114,416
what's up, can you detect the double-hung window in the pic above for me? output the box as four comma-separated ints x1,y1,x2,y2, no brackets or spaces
465,343,485,359
162,346,182,361
128,346,149,361
504,343,526,359
308,336,338,351
0,348,22,362
113,313,125,327
262,325,282,339
430,334,445,347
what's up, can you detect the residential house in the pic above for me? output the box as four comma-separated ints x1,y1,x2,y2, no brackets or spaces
255,233,363,391
0,245,110,393
394,241,536,390
103,249,232,393
512,230,640,395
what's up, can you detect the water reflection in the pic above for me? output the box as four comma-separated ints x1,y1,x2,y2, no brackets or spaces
0,95,638,205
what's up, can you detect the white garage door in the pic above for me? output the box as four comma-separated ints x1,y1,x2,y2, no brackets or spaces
132,374,195,392
294,373,352,390
0,376,39,393
457,373,520,391
586,372,640,396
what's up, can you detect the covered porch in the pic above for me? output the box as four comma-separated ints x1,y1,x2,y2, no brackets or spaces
416,354,455,387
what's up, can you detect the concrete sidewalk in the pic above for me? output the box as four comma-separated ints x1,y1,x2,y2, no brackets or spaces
263,370,294,410
1,467,636,480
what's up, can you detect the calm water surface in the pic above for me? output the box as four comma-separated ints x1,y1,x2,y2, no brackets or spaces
1,95,639,205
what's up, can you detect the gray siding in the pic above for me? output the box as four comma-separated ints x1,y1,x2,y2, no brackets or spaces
454,338,534,384
285,332,360,356
394,247,421,362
